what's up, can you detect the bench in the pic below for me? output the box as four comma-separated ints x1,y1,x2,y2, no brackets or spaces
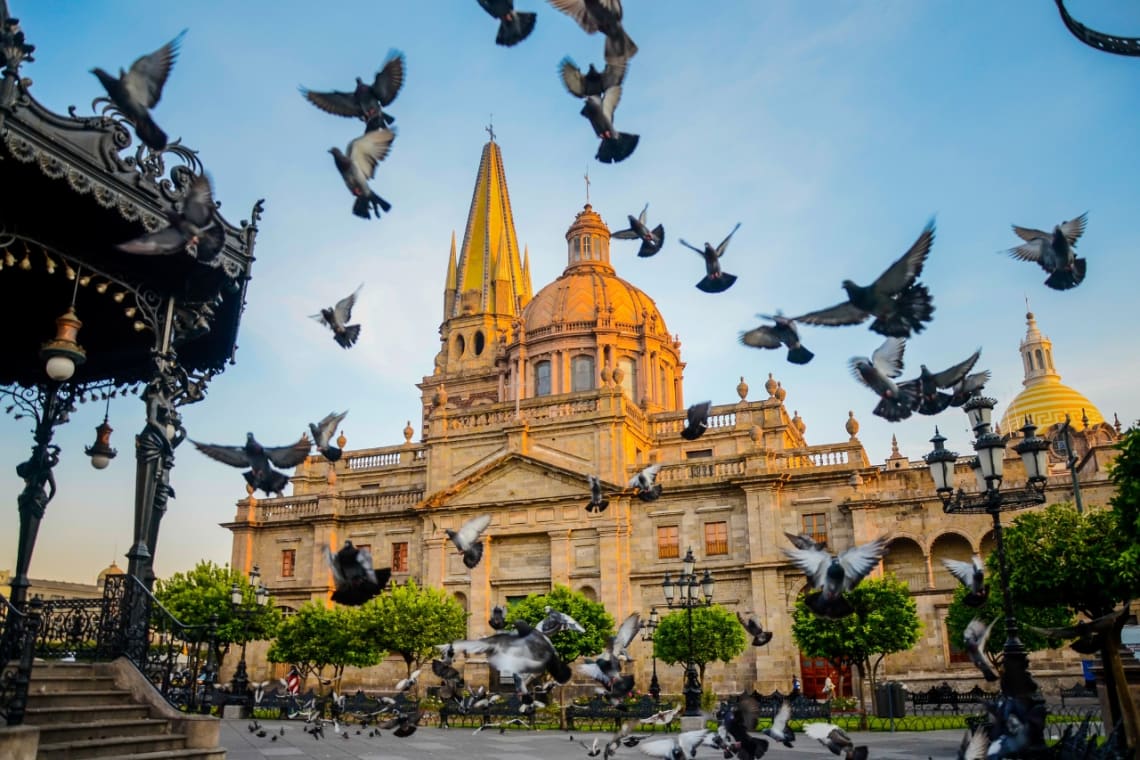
1059,681,1097,708
720,691,831,725
567,695,670,732
909,682,997,714
438,692,537,729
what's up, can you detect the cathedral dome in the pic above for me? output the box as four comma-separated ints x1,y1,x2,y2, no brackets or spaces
96,560,124,587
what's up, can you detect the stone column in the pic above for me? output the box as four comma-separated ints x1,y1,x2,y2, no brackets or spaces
548,529,572,587
595,513,631,621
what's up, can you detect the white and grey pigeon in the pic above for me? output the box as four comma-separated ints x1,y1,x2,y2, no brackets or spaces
330,129,395,220
782,535,890,619
804,722,866,758
587,474,609,514
943,555,987,607
637,729,710,759
444,619,572,684
91,29,186,150
736,611,772,647
446,513,492,569
395,668,421,693
538,606,586,635
1005,212,1088,291
629,464,662,502
964,618,999,682
312,285,363,349
850,337,918,422
309,410,348,461
116,173,224,264
958,724,989,760
762,699,795,747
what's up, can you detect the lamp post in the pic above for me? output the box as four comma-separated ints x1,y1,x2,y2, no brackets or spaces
662,546,715,717
1057,413,1084,514
924,396,1049,748
641,607,661,704
229,565,268,713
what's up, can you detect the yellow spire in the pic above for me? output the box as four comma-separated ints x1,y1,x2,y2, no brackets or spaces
453,140,526,317
522,244,533,302
443,231,458,319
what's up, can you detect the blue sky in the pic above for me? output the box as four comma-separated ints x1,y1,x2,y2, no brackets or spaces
2,1,1138,584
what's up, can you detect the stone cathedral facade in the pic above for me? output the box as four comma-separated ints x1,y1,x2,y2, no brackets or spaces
225,138,1122,698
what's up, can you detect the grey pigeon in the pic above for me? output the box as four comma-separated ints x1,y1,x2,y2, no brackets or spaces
309,410,348,461
489,604,507,630
804,722,865,757
91,30,185,150
736,611,773,647
580,85,638,164
850,337,917,422
636,729,711,760
446,513,492,569
607,612,642,663
718,695,769,759
782,535,889,619
628,463,662,501
796,219,936,338
784,531,827,551
681,223,740,293
740,312,814,365
900,348,981,416
1006,212,1088,291
611,202,663,257
761,699,795,747
116,173,223,263
958,725,989,760
548,0,637,63
313,285,363,349
301,51,405,131
949,370,991,407
477,0,537,47
432,657,464,694
192,432,311,497
330,129,396,220
445,619,572,683
559,56,628,99
538,605,586,635
964,618,999,681
325,541,390,606
943,555,987,607
587,474,609,513
983,696,1038,759
680,401,711,441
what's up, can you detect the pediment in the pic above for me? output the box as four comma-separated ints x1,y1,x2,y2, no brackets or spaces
422,454,591,510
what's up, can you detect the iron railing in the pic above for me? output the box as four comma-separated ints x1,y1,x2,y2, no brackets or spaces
0,593,41,726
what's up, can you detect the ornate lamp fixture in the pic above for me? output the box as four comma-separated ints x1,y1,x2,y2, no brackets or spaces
85,398,117,470
39,272,86,381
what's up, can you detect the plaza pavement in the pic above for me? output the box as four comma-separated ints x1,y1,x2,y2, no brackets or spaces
219,719,967,759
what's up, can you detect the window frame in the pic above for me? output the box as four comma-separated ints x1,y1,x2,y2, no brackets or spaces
657,525,680,560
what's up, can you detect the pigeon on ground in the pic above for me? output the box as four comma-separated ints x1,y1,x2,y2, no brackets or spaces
784,532,827,551
192,433,312,497
943,555,987,607
587,474,609,514
680,223,741,294
610,203,664,257
248,720,261,733
580,85,639,164
477,0,537,46
636,729,711,760
680,401,711,441
116,173,224,264
301,51,405,131
489,604,507,630
629,464,662,501
796,219,936,338
1005,213,1088,291
549,0,637,63
804,722,865,758
782,535,890,619
740,313,814,365
312,285,363,349
900,348,981,416
580,736,604,757
379,708,421,737
330,128,396,220
762,700,795,747
964,618,999,682
736,611,773,647
309,411,348,461
325,540,390,606
91,30,185,151
445,619,573,683
949,370,991,408
446,513,493,569
850,338,917,422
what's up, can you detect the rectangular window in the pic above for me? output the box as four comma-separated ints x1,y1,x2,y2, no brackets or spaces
657,525,679,559
281,549,296,578
571,355,595,392
535,360,552,396
355,544,371,556
704,521,728,556
392,542,409,573
685,449,713,459
619,357,637,399
802,513,827,547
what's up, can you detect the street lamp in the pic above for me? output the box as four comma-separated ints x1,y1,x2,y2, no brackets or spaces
662,546,715,717
229,565,268,713
641,607,661,703
1056,413,1085,514
924,397,1049,749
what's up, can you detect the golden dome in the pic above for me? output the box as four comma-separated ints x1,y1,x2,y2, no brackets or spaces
96,561,124,586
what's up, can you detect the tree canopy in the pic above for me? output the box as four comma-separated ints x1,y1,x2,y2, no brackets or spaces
358,579,467,678
945,581,1072,663
653,604,746,683
267,602,381,687
506,585,613,664
1109,425,1140,567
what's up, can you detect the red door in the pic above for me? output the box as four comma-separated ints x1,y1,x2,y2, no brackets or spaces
798,653,852,699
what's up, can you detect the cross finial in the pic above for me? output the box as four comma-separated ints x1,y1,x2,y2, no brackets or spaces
584,168,591,204
485,115,495,143
1024,294,1031,313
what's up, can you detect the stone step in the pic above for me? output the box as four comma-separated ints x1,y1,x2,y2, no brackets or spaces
27,689,136,708
32,662,104,676
37,733,188,760
85,750,226,760
29,674,118,693
36,718,171,744
24,704,152,725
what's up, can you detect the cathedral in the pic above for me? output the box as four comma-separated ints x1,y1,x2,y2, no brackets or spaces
225,137,1123,699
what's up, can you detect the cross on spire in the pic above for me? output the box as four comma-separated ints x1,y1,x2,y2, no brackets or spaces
485,115,495,143
584,168,591,204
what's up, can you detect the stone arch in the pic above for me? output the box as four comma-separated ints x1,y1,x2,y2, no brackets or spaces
474,330,485,356
980,530,996,559
453,333,466,358
453,591,468,612
882,536,927,591
930,532,975,589
578,585,597,602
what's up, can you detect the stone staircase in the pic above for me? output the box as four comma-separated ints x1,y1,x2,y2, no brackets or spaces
23,662,225,760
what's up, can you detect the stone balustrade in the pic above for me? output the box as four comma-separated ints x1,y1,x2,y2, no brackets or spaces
250,488,425,523
344,445,426,471
647,443,864,485
343,489,424,514
651,405,737,436
254,495,320,522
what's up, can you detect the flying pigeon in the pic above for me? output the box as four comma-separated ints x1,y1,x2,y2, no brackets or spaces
548,0,637,63
610,203,664,258
587,474,609,514
949,370,991,408
300,51,405,131
379,708,421,738
964,618,999,681
740,313,814,365
1005,213,1088,291
607,612,642,662
329,129,396,220
628,464,662,501
477,0,537,46
325,540,391,606
192,433,312,497
640,704,682,726
762,699,795,748
850,337,918,423
489,604,507,630
91,30,186,151
804,722,864,757
312,285,363,349
446,513,492,569
116,173,223,264
943,555,987,607
958,725,989,760
538,606,587,635
782,535,890,619
784,531,827,551
715,697,768,760
431,657,464,694
680,401,711,441
680,223,741,293
395,668,421,693
1026,604,1130,656
580,86,639,164
636,729,711,760
445,619,573,683
900,348,981,416
309,411,348,461
559,55,628,100
796,219,936,338
982,695,1039,759
736,611,773,647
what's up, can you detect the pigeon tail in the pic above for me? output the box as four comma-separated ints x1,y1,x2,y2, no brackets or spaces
596,133,639,164
352,192,391,220
787,345,814,365
872,393,915,422
636,225,665,258
680,424,706,441
335,324,361,349
330,580,381,606
549,655,573,684
915,391,953,416
870,281,934,337
496,11,536,46
364,114,394,132
320,445,343,462
636,484,663,502
586,498,609,514
963,590,988,608
462,542,484,569
696,272,738,293
1044,258,1086,290
133,112,169,152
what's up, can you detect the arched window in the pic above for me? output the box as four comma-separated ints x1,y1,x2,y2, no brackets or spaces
454,334,466,358
535,360,552,396
618,357,637,400
1035,348,1044,370
571,355,595,391
581,235,592,259
474,331,485,356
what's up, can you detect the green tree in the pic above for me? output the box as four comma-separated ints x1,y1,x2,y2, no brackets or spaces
358,580,468,681
154,560,282,668
791,575,921,723
945,582,1072,666
653,604,747,685
267,602,382,690
1109,425,1140,567
506,585,614,665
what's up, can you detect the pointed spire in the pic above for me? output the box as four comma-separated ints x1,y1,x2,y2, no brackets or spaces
1018,309,1060,387
521,245,533,301
891,434,900,457
445,231,457,289
443,231,458,320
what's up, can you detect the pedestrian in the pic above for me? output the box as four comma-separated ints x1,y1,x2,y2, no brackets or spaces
791,675,801,696
823,675,835,700
286,666,301,695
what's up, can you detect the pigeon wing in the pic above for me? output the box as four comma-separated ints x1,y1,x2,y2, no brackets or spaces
1058,212,1088,245
558,57,587,97
263,437,313,468
192,441,252,468
371,51,406,105
124,30,185,108
454,513,492,548
611,227,640,240
312,410,348,448
871,219,935,295
602,58,628,88
356,547,379,586
333,286,362,325
942,558,976,588
837,536,889,591
793,300,868,328
870,337,907,379
348,129,396,180
781,546,831,589
300,87,360,117
600,85,622,123
325,545,347,587
636,737,677,758
548,0,599,33
929,348,980,388
1011,224,1049,243
637,203,648,225
181,174,217,228
116,226,188,255
613,612,642,651
771,699,791,733
714,223,742,257
1006,238,1046,263
740,324,783,349
686,402,711,430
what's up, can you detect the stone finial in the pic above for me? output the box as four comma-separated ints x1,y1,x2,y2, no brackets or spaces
845,410,859,438
890,434,900,457
775,382,786,402
736,376,748,401
403,420,414,443
600,365,612,386
1115,413,1122,434
245,482,257,508
1081,408,1089,430
792,410,805,434
433,383,448,408
336,431,347,450
612,365,625,385
764,373,778,398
